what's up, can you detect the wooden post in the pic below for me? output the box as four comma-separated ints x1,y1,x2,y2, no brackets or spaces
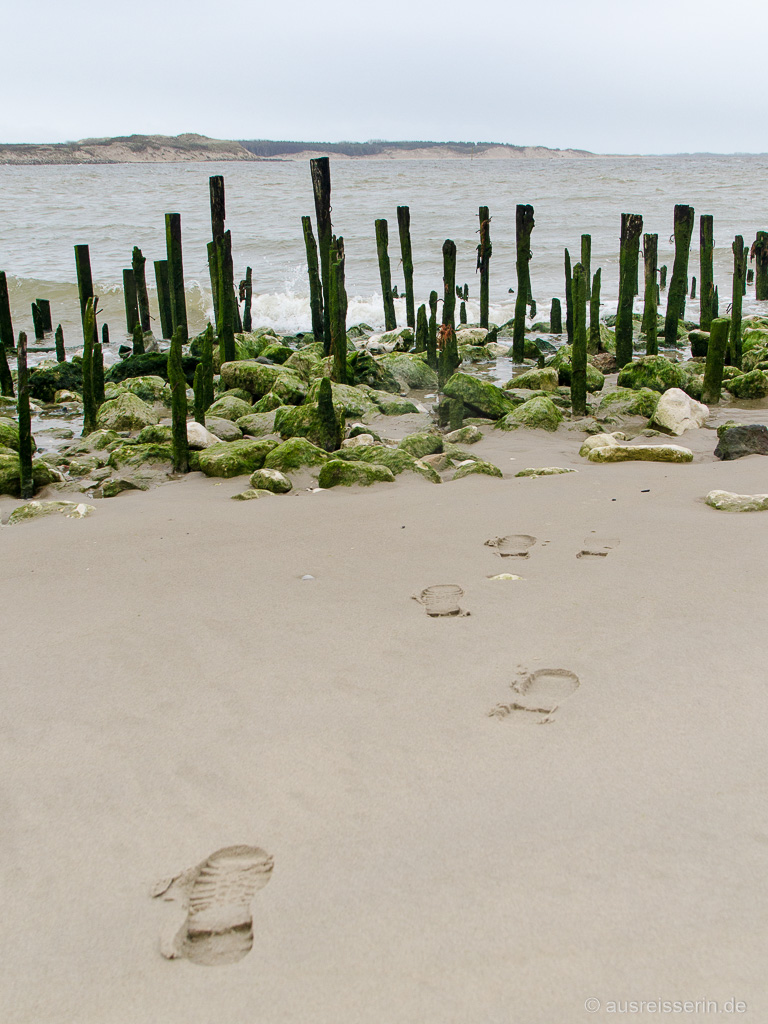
131,247,151,332
589,268,602,353
329,235,348,385
664,205,695,343
168,328,189,473
442,240,457,329
564,249,574,344
747,268,754,285
699,215,714,330
643,233,658,356
207,241,220,330
93,340,105,406
397,206,415,329
729,236,747,368
302,216,324,345
310,157,333,354
74,244,97,346
210,174,225,243
615,213,643,367
16,332,33,499
242,266,253,332
36,298,52,332
712,285,719,319
690,276,696,299
581,234,592,299
702,318,731,403
659,265,667,289
81,297,98,436
375,219,396,331
201,322,215,410
123,268,139,333
478,206,492,329
193,365,205,425
153,260,173,340
102,323,109,347
132,322,145,356
54,325,66,364
0,334,13,395
427,290,438,370
571,263,588,416
459,301,467,324
31,302,45,341
217,230,236,365
414,303,428,352
752,231,768,299
512,205,534,362
550,297,562,333
438,325,460,390
0,272,14,351
165,213,188,342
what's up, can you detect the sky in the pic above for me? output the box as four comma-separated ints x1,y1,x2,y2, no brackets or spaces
3,0,766,154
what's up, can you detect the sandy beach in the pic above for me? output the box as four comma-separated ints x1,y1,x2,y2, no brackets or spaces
2,405,766,1023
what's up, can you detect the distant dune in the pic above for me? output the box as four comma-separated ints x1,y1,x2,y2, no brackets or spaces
0,134,595,165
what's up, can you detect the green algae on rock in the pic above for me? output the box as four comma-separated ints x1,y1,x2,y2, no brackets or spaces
498,395,563,432
616,355,687,393
596,387,660,420
376,352,438,390
96,393,158,431
724,369,768,399
206,394,253,422
443,372,514,419
453,458,503,480
263,437,329,472
7,500,94,525
587,443,693,463
705,489,768,511
0,454,59,496
318,459,396,487
515,467,576,477
196,438,279,478
0,417,36,454
333,444,441,482
230,488,275,500
248,467,292,493
397,432,443,459
506,367,559,392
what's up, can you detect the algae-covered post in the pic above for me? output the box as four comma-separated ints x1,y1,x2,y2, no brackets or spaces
747,268,754,285
752,231,768,299
702,317,731,403
712,285,719,319
301,216,324,346
165,213,188,342
642,233,658,356
209,174,225,243
16,332,33,499
217,230,237,365
54,325,65,364
201,322,214,410
242,267,253,332
81,297,98,436
375,219,396,331
132,322,145,356
0,272,14,352
31,302,45,341
74,244,97,345
427,290,438,370
581,234,592,299
93,340,105,406
102,323,109,347
550,297,562,334
571,263,588,416
414,303,428,352
659,265,667,289
564,249,574,344
36,298,52,333
589,268,601,353
478,206,492,329
123,269,139,333
193,365,205,425
154,260,173,339
442,240,457,330
310,157,333,354
690,276,696,299
616,213,643,367
664,204,695,343
131,247,151,332
168,328,189,473
729,236,746,368
512,204,534,362
397,206,415,329
459,301,467,324
329,235,349,385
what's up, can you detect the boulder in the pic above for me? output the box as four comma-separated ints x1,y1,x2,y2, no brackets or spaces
0,455,59,496
687,329,710,357
235,410,283,437
741,346,768,372
137,424,173,444
455,328,488,345
705,489,768,512
249,467,292,493
7,500,94,525
96,393,158,431
547,345,605,391
100,477,146,498
651,388,708,435
333,444,441,482
341,434,378,448
263,437,329,471
444,425,483,444
260,343,293,364
443,372,514,419
515,467,576,477
185,421,222,449
0,417,36,453
364,389,420,415
28,362,84,403
616,355,688,393
107,443,173,470
283,349,325,383
590,352,618,374
587,444,693,463
397,431,443,459
196,439,279,478
204,417,243,442
453,459,503,480
506,367,559,392
105,352,197,386
107,375,171,405
273,380,344,451
305,380,378,418
219,361,307,403
252,392,285,413
53,390,82,404
714,424,768,460
376,352,438,390
499,395,563,432
206,394,253,422
724,369,768,399
596,387,660,420
346,351,400,393
231,488,275,500
579,433,624,457
318,459,396,488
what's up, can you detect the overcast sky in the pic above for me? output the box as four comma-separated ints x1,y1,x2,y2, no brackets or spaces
3,0,766,153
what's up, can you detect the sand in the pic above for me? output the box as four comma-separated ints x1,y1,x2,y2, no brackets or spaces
2,415,766,1022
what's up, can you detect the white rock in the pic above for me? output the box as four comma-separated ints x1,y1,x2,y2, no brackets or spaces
579,433,622,457
486,342,512,357
705,489,768,512
341,434,377,448
185,421,222,449
652,388,708,436
456,328,488,345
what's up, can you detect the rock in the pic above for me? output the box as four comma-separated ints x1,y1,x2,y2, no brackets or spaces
444,425,483,444
459,344,493,363
219,361,307,403
318,459,396,488
183,421,222,449
364,389,420,415
196,439,279,478
596,387,660,420
453,459,503,480
263,437,329,471
590,352,618,374
249,467,292,493
741,345,768,372
724,369,768,399
616,355,688,393
443,372,514,419
651,387,709,435
61,428,120,453
283,349,325,383
376,352,438,390
420,453,450,471
741,328,768,353
333,444,441,482
348,422,382,440
0,417,36,453
500,395,563,432
506,367,559,392
273,386,344,451
7,500,94,525
137,424,173,444
0,455,62,496
341,434,377,448
107,375,172,405
53,389,82,404
204,416,243,442
100,478,146,498
455,327,488,345
397,431,443,459
547,345,605,391
305,380,378,418
96,393,158,431
515,467,576,477
66,453,106,477
105,352,197,386
235,410,282,437
231,488,274,500
714,424,768,460
579,433,623,457
28,361,84,403
206,394,253,422
37,427,74,441
107,442,173,470
705,489,768,511
249,392,283,413
687,329,710,357
587,444,693,463
260,343,293,364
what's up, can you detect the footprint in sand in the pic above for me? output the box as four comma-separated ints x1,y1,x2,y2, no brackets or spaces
576,535,620,559
489,668,580,724
152,845,274,966
484,534,537,558
413,584,469,617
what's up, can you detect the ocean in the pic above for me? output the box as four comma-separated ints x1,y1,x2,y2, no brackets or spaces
1,154,767,354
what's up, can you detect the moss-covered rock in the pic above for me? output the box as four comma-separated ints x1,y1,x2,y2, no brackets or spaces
546,345,605,391
273,386,344,451
0,417,36,454
455,327,488,345
107,442,174,470
305,380,378,418
251,392,285,413
597,387,660,420
397,431,443,459
106,352,197,386
453,459,503,480
96,393,158,431
705,489,768,511
206,394,253,422
28,361,84,403
219,361,307,403
616,355,688,393
61,429,120,454
741,329,768,354
65,453,107,477
515,466,576,477
7,500,94,524
376,352,438,390
741,346,768,373
498,395,563,431
196,439,279,478
249,467,292,493
459,344,493,363
262,437,329,471
444,425,483,444
236,410,283,437
105,375,172,406
0,455,59,496
230,488,275,500
260,343,293,364
587,443,693,463
333,444,440,482
318,459,396,487
724,369,768,399
364,389,420,415
506,367,559,392
137,424,174,444
443,372,514,419
283,348,325,383
346,350,401,393
205,416,243,442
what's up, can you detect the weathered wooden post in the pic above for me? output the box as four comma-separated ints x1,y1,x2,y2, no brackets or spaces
36,298,52,333
302,215,324,345
571,263,588,416
712,285,719,319
81,297,98,436
54,325,66,364
123,268,139,333
168,327,189,473
310,157,333,354
427,290,438,370
74,244,98,346
165,213,188,342
643,233,658,356
316,376,341,452
581,234,592,299
397,206,415,329
690,276,696,299
564,249,574,344
242,267,253,332
132,322,145,356
664,204,695,343
193,365,205,425
329,235,348,385
442,240,457,329
101,323,109,347
31,302,45,341
459,301,467,324
702,318,731,403
93,339,105,406
699,218,713,333
550,297,562,333
210,174,225,241
216,230,236,365
589,268,602,353
131,246,151,332
729,236,747,368
512,205,534,362
16,332,33,499
615,213,643,367
0,272,14,351
414,303,428,352
375,219,396,331
201,322,214,410
752,231,768,299
747,268,755,285
0,334,13,394
478,206,492,329
153,260,173,339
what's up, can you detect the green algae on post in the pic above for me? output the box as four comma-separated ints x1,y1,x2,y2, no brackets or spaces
168,328,189,473
581,234,592,299
550,297,562,334
132,322,145,356
571,263,588,416
0,272,14,352
513,205,534,363
165,213,188,342
92,340,105,406
459,301,467,324
310,157,333,355
616,213,643,368
122,269,139,334
216,230,236,365
664,204,695,344
729,236,747,368
31,302,45,341
201,322,215,410
397,206,415,329
752,231,768,300
375,219,396,331
81,297,98,436
132,247,151,332
478,206,492,329
302,216,324,346
564,249,573,344
589,268,601,353
209,174,225,243
414,303,428,353
427,290,438,370
36,298,52,333
241,267,253,333
154,260,173,339
74,244,97,345
329,235,349,385
442,240,457,330
193,365,205,425
54,324,65,364
702,317,731,404
16,332,33,499
642,233,658,356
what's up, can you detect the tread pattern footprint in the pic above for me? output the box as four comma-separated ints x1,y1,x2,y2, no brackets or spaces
577,535,620,558
484,534,537,558
489,668,580,724
154,845,274,966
